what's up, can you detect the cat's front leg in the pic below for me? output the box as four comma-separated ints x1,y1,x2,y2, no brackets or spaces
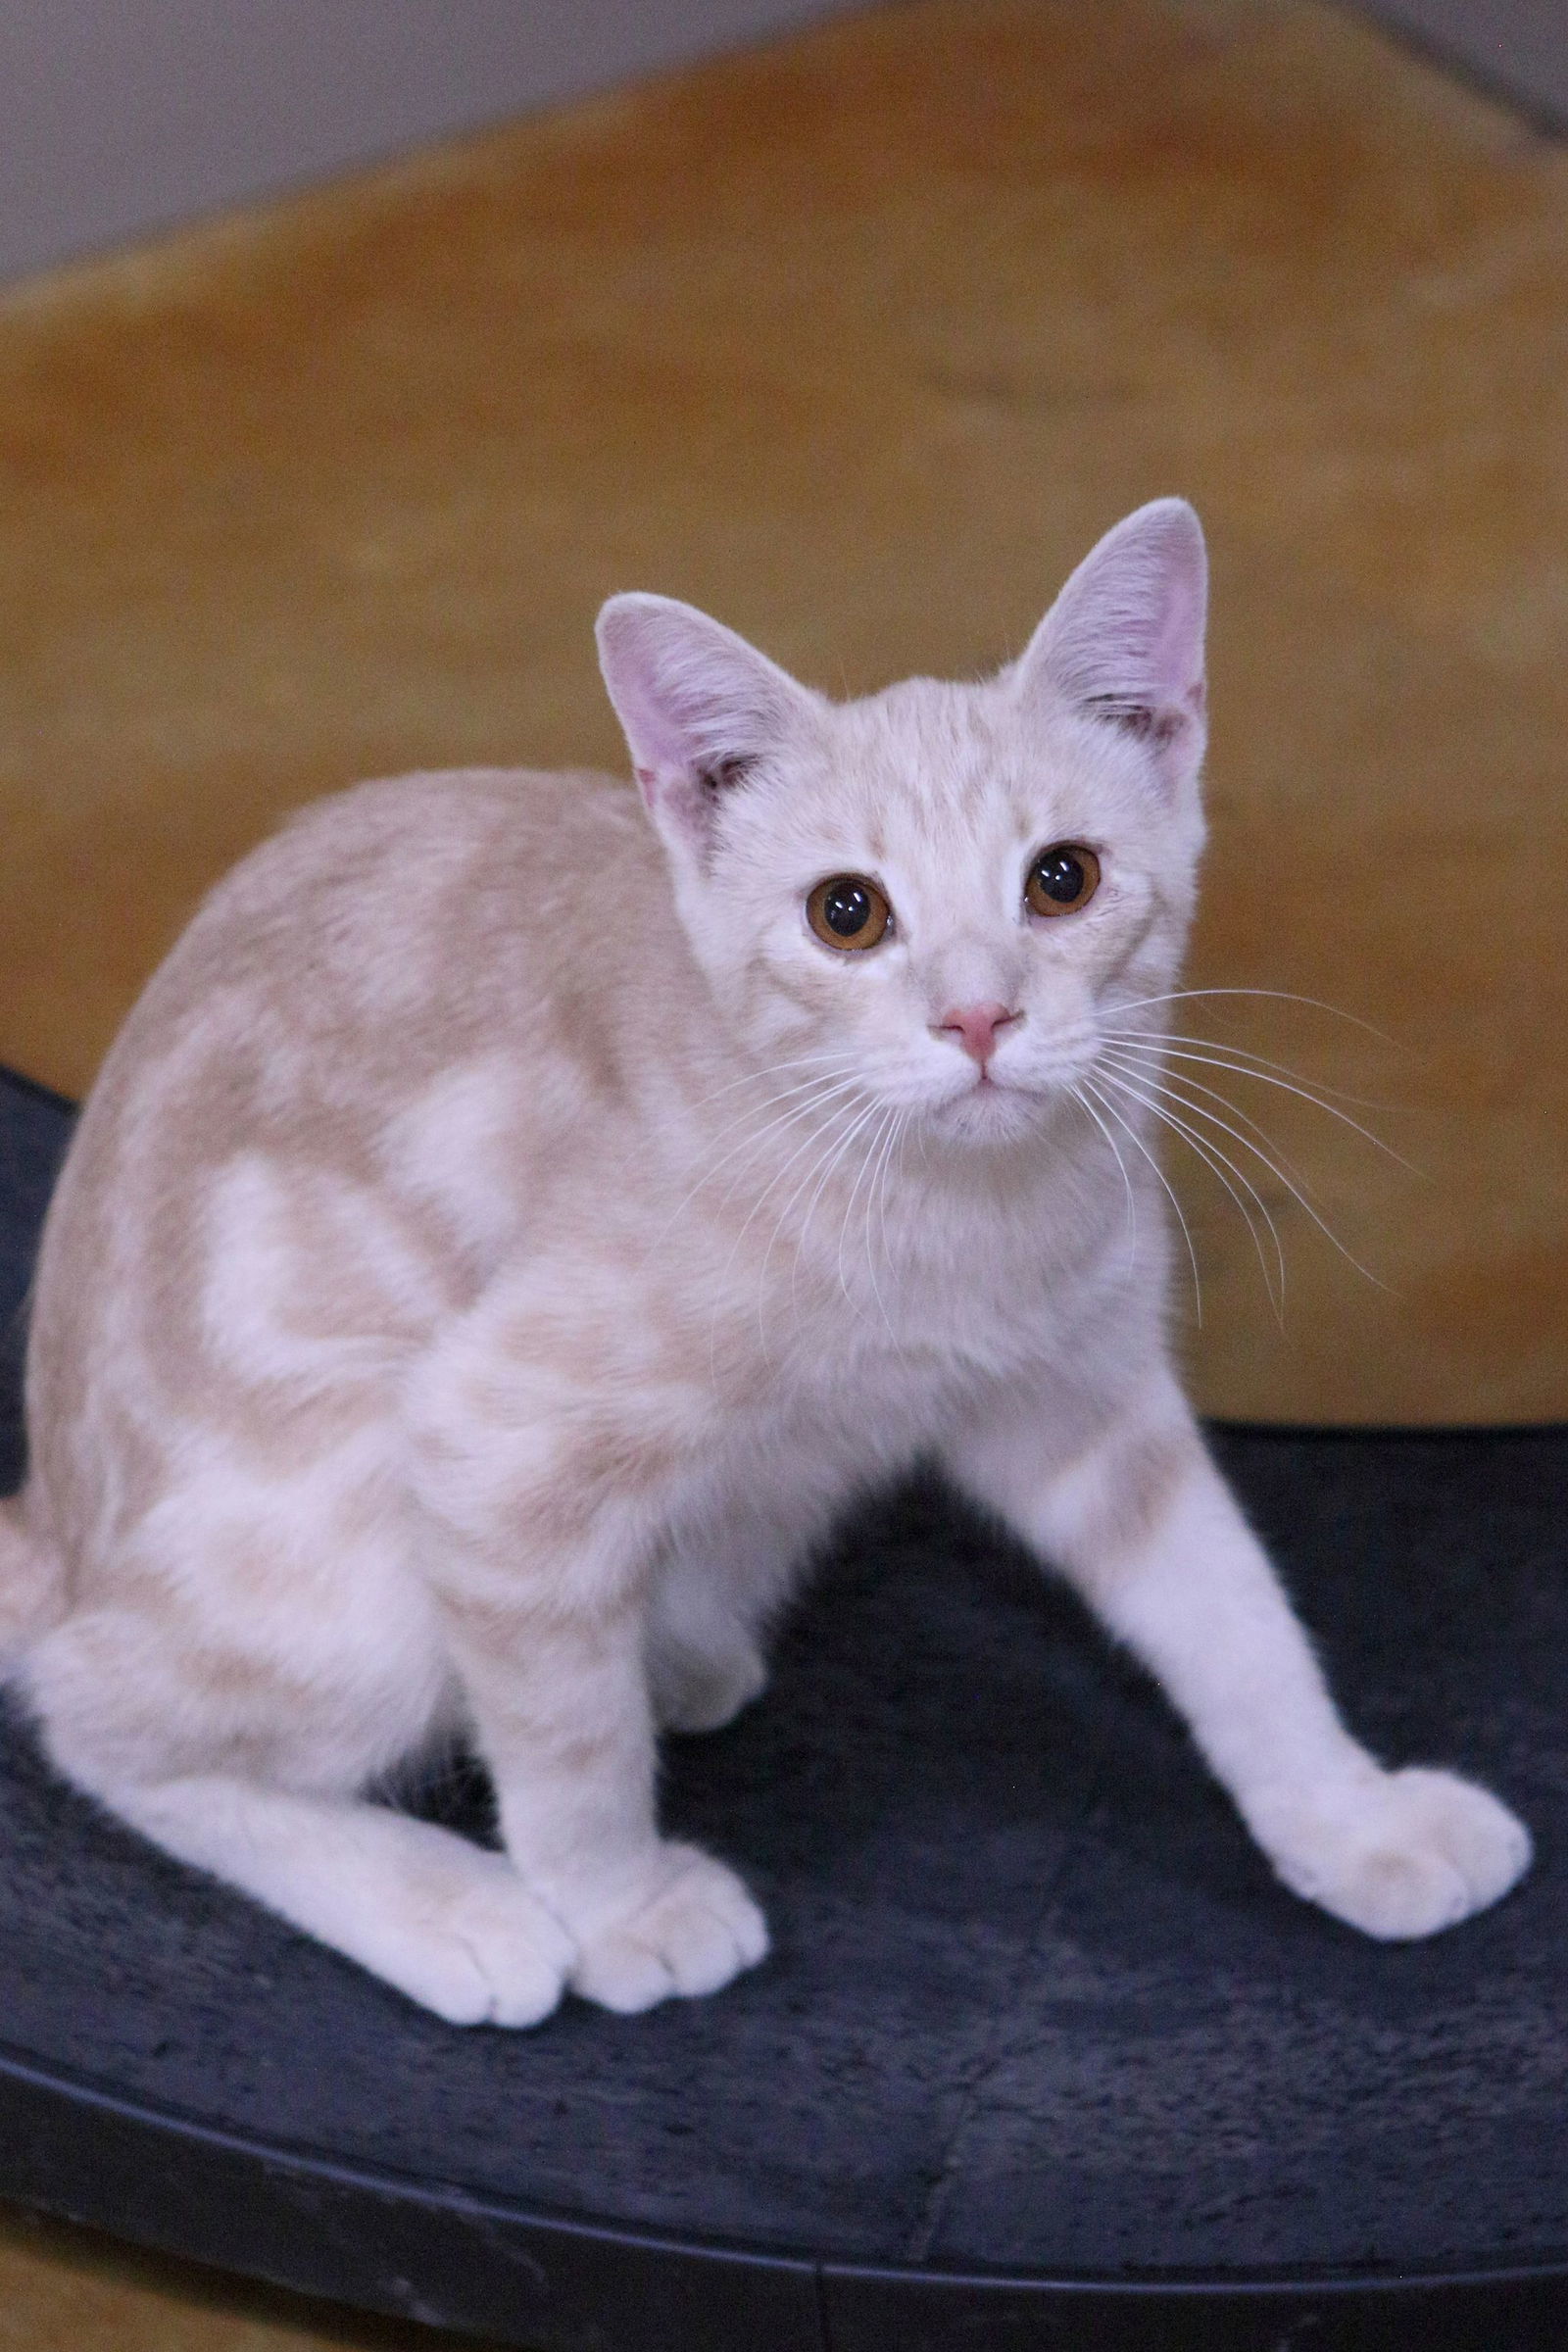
944,1370,1531,1937
408,1311,768,2015
446,1587,767,2012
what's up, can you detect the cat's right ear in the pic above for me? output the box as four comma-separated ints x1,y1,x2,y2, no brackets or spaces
596,594,819,865
1015,499,1208,804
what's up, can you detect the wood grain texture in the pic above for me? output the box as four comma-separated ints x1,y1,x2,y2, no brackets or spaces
0,2204,475,2352
0,4,1563,1420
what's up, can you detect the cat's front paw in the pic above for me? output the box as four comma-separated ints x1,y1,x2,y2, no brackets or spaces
563,1842,769,2012
1258,1766,1531,1939
379,1847,578,2027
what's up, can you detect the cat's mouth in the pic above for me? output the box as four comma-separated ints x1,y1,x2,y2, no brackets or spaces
953,1046,1097,1102
927,1068,1047,1136
920,1046,1103,1137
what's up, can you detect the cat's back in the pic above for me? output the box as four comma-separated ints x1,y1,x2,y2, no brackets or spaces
63,763,656,1150
23,768,668,1494
153,764,650,1070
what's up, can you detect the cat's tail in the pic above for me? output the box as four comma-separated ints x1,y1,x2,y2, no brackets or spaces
0,1495,64,1666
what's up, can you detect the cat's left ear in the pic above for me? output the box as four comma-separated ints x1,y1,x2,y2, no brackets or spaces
1016,499,1208,799
596,593,821,864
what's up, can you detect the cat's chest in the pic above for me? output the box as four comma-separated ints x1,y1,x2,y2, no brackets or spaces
694,1254,1132,1502
714,1205,1127,1427
721,1164,1121,1371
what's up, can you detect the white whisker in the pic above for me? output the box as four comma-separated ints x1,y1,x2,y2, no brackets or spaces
1079,1076,1201,1324
1069,1083,1137,1266
1100,1027,1393,1110
650,1072,864,1256
1099,1046,1323,1205
705,1077,868,1213
680,1051,862,1118
1101,1058,1390,1297
774,1094,886,1332
835,1102,895,1307
858,1105,906,1343
1100,1038,1416,1170
1104,986,1397,1048
876,1109,910,1286
727,1091,874,1368
1097,1066,1287,1320
736,1091,869,1269
712,1090,868,1335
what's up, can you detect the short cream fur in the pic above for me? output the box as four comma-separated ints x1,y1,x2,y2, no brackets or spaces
0,502,1529,2024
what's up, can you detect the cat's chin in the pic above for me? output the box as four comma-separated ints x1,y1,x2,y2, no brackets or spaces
925,1077,1047,1147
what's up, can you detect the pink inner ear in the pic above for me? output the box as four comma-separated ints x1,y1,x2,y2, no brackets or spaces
597,593,808,802
609,647,714,790
1150,549,1207,713
597,593,819,865
1024,499,1208,730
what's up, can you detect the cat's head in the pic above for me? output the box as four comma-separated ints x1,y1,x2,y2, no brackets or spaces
597,499,1207,1146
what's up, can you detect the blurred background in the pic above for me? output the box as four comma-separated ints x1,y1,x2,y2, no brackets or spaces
3,0,1566,1443
0,1,1565,2326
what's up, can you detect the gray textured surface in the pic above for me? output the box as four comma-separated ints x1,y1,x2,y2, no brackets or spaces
0,0,865,285
1,1429,1562,2275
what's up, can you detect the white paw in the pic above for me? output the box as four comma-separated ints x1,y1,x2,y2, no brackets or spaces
649,1641,768,1735
1258,1766,1532,1940
371,1846,577,2027
564,1842,769,2013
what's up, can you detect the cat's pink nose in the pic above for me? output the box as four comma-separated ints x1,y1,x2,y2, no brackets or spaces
936,1003,1021,1065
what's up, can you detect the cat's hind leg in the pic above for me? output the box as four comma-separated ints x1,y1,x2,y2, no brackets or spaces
0,1500,64,1665
94,1774,575,2025
646,1466,852,1735
645,1504,797,1736
646,1580,769,1737
23,1467,577,2024
27,1615,577,2025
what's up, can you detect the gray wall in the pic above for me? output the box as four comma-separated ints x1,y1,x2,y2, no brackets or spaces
0,0,862,284
5,3,1563,290
1360,0,1568,129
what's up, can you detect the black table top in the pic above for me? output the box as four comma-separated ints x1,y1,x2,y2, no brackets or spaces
1,1066,1563,2352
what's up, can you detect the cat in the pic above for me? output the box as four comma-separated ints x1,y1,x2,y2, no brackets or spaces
0,499,1530,2026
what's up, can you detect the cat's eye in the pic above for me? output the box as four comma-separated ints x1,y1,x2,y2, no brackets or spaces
807,874,892,953
1025,843,1101,918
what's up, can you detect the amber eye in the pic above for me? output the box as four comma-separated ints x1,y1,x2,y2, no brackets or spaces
1025,843,1101,917
807,874,893,952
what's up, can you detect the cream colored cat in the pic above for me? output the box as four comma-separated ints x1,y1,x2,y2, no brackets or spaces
0,500,1530,2025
